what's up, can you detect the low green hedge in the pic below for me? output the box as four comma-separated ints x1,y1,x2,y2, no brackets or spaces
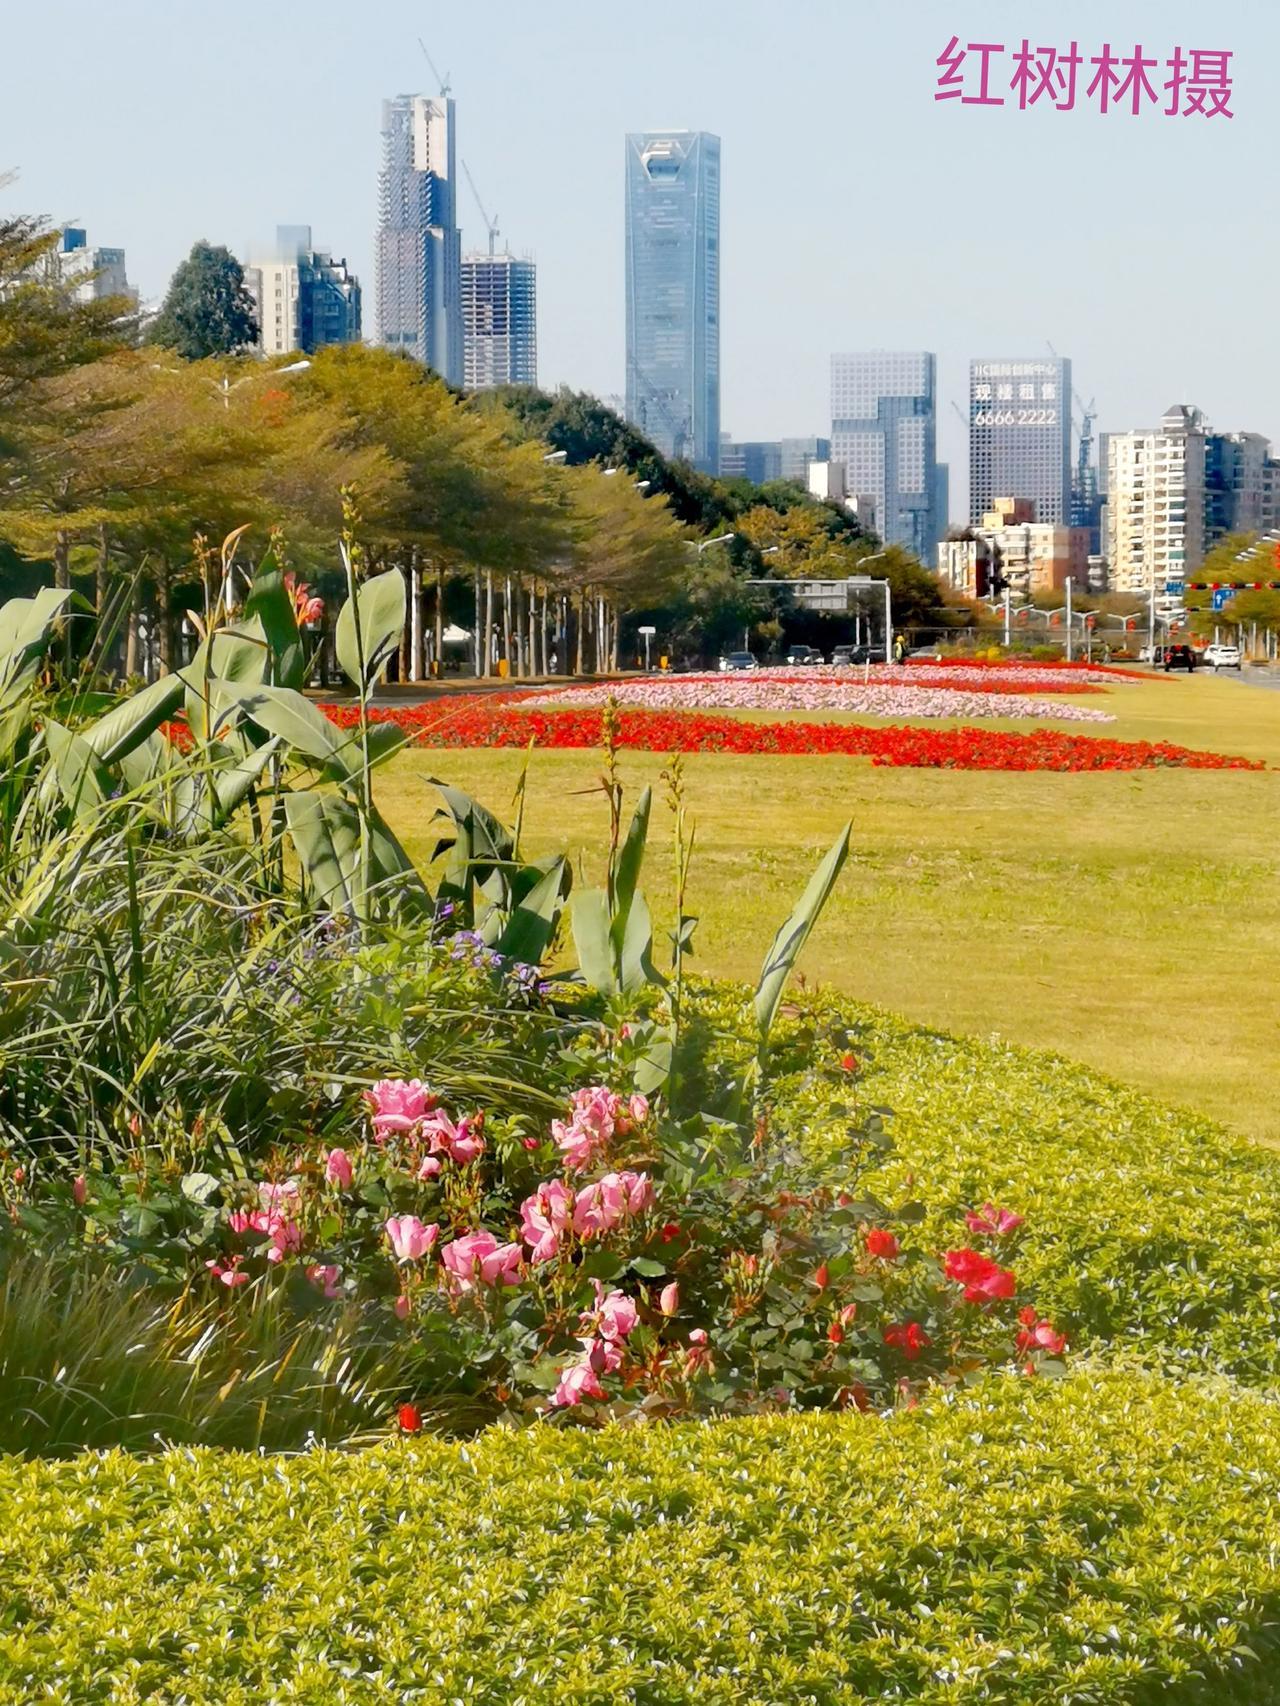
753,992,1280,1384
1,1369,1277,1703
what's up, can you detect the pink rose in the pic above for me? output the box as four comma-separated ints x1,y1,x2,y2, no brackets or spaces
519,1179,576,1263
306,1263,342,1299
385,1216,439,1263
440,1230,523,1292
324,1149,354,1190
367,1078,434,1141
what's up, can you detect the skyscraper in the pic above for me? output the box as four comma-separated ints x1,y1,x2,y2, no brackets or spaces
829,352,940,559
625,130,720,473
462,252,537,389
244,226,361,356
968,357,1071,525
376,94,463,383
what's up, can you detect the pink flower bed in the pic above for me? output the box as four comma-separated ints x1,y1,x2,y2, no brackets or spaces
526,672,1116,723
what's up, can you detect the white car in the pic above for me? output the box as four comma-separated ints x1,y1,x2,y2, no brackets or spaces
1203,643,1242,670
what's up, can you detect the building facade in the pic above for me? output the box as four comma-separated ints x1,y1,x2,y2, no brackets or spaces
1103,405,1208,597
830,351,940,560
779,436,831,483
245,226,361,356
376,94,463,383
969,357,1071,525
938,498,1089,599
625,130,721,473
718,437,782,483
1205,432,1270,540
56,226,131,302
462,252,536,389
1105,411,1280,598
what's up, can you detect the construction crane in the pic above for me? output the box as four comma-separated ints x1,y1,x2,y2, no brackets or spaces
461,159,500,255
416,37,451,98
1046,342,1101,540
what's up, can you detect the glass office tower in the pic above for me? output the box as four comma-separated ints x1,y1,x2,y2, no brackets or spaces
624,130,720,473
969,356,1071,524
830,352,940,559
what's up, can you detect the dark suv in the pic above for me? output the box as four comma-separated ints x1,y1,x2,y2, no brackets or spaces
1160,644,1197,673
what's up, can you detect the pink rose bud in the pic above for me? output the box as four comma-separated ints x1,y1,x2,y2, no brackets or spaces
394,1294,411,1321
659,1281,679,1316
72,1174,87,1206
324,1148,354,1190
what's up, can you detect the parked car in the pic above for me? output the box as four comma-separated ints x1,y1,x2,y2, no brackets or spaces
718,650,758,672
831,643,871,666
1161,644,1198,673
1204,642,1243,670
784,645,824,667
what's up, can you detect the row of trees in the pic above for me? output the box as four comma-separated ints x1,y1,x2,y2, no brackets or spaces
1,211,963,678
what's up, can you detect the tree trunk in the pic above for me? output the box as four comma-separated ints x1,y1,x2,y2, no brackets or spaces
124,585,139,679
409,550,422,681
434,559,445,679
484,572,495,678
157,558,174,673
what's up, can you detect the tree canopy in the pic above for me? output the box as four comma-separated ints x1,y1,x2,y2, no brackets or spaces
148,242,259,360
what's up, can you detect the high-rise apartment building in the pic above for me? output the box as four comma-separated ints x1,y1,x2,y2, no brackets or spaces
376,94,463,383
1105,410,1280,597
55,226,132,303
1104,405,1208,597
1205,432,1270,540
829,352,940,560
462,252,536,389
625,130,721,473
969,357,1071,525
244,226,361,356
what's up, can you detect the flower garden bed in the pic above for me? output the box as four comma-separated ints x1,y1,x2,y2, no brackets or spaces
525,673,1118,721
325,700,1262,772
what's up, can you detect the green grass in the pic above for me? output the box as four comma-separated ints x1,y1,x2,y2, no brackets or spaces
3,1369,1278,1703
380,673,1280,1146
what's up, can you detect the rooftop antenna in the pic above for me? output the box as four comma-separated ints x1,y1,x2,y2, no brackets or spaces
416,37,451,98
461,158,500,255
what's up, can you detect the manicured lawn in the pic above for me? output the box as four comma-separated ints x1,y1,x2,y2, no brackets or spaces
381,672,1280,1146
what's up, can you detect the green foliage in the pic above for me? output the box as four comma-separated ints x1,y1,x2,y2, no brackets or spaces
752,988,1280,1383
147,241,258,361
1,1370,1278,1702
429,779,571,961
0,212,137,458
0,1254,403,1453
754,820,851,1045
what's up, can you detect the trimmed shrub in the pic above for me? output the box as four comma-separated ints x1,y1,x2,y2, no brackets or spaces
1,1370,1277,1703
749,989,1280,1383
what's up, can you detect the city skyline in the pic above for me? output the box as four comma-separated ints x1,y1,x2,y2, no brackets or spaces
4,0,1274,520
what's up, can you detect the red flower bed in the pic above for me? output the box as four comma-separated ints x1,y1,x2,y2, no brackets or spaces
320,699,1261,773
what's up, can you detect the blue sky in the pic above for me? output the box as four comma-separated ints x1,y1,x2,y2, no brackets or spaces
4,0,1272,515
